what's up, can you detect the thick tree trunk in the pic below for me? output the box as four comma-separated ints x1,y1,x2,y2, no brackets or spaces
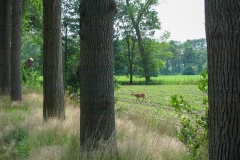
1,0,11,95
79,0,117,153
205,0,240,159
0,0,3,93
43,0,65,120
11,0,22,101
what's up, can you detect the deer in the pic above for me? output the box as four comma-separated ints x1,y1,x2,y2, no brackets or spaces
131,92,146,101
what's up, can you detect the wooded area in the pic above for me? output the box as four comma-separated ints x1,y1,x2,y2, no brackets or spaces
0,0,239,159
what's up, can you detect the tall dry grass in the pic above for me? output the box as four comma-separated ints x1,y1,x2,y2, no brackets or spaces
0,89,191,160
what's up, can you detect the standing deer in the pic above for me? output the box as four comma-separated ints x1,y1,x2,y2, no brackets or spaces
131,92,146,101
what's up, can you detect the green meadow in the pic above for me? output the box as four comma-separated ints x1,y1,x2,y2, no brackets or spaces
116,75,201,85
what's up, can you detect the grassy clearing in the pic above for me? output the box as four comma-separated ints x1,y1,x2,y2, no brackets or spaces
115,85,206,115
116,75,201,85
0,85,207,159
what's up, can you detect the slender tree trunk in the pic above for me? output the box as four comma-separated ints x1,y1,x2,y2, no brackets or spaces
11,0,22,101
205,0,240,159
126,35,134,85
177,62,180,73
43,0,65,120
79,0,118,153
128,47,133,85
129,63,133,84
1,0,11,95
166,60,169,74
172,60,176,73
135,26,150,82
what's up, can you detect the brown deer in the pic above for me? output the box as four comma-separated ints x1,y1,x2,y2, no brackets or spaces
131,92,146,101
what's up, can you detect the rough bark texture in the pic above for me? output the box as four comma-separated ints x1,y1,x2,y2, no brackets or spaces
43,0,65,120
79,0,117,153
11,0,22,101
205,0,240,159
0,0,3,92
0,0,11,95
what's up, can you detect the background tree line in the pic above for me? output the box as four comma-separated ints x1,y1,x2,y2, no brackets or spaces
114,38,207,76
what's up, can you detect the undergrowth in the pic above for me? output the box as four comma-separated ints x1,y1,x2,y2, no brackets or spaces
170,70,208,159
0,87,191,160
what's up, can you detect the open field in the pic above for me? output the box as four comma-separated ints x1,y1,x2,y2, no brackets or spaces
115,75,201,85
0,85,207,160
115,85,206,115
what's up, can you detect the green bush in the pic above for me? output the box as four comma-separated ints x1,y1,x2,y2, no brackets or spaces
182,66,196,75
170,70,208,159
21,66,42,87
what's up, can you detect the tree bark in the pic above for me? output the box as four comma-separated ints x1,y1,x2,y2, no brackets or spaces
43,0,65,120
63,21,68,90
0,0,11,95
11,0,22,101
205,0,240,159
79,0,118,153
0,0,3,93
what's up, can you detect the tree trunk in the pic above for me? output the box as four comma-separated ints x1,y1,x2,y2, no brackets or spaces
126,35,134,85
63,21,68,90
129,63,133,84
205,0,240,159
166,60,169,74
0,0,3,93
1,0,11,95
125,0,151,83
79,0,118,154
11,0,22,101
172,59,176,73
135,26,151,82
43,0,65,120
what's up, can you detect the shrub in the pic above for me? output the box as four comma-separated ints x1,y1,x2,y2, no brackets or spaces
21,66,42,87
182,66,196,75
170,70,208,159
